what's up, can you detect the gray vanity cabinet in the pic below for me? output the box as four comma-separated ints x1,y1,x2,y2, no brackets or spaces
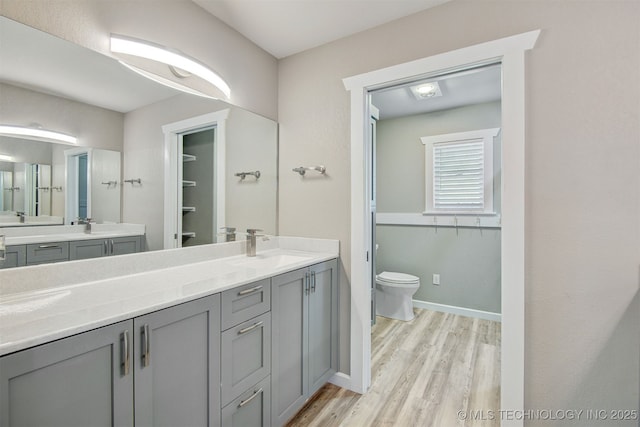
133,294,221,427
69,236,143,260
271,259,338,427
0,245,25,269
0,320,134,427
0,293,221,427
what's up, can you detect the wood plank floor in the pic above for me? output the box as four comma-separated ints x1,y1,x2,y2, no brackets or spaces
286,308,501,427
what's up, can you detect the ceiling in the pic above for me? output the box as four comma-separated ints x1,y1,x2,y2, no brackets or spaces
371,64,502,119
193,0,450,59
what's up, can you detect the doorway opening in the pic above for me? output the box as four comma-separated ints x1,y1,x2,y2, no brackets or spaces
343,30,540,423
162,109,229,249
369,62,502,323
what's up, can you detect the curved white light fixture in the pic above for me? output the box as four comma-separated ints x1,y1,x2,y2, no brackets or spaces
110,34,231,100
0,125,77,145
118,61,215,99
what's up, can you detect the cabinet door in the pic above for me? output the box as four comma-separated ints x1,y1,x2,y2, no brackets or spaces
110,236,142,256
221,376,271,427
221,312,271,406
308,259,339,395
133,294,220,427
0,320,134,427
271,267,309,427
69,238,107,260
0,245,25,269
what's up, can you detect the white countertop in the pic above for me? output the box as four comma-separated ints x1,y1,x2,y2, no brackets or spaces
1,223,145,245
0,237,338,356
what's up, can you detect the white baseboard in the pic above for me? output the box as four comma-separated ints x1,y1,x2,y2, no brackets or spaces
413,299,502,322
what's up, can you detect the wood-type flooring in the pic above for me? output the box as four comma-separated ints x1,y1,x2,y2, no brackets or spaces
286,309,501,427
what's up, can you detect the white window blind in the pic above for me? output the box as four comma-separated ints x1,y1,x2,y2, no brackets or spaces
421,128,499,215
433,140,484,211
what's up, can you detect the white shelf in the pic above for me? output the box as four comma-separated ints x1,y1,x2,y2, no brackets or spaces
182,180,196,187
183,154,197,162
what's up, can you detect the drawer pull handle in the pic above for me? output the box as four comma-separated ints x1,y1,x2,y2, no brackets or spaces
238,285,263,296
238,321,264,335
121,330,130,376
141,324,150,367
38,244,59,249
238,388,263,408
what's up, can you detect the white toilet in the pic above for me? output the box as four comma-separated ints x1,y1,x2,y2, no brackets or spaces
375,271,420,321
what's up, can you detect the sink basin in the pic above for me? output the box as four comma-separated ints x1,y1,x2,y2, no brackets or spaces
228,252,313,270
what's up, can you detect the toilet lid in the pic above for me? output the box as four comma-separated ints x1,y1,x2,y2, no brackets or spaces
377,271,420,284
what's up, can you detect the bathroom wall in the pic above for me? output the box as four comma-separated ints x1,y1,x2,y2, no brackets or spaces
376,101,501,314
278,0,639,421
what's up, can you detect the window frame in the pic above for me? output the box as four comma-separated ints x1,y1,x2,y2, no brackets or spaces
421,127,500,215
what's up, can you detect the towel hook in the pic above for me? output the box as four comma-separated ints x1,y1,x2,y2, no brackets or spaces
293,165,326,176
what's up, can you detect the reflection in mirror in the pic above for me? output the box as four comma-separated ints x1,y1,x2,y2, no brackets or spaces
0,170,14,211
0,16,278,255
64,147,121,224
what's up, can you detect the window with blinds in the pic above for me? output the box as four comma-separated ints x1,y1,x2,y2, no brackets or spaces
421,128,499,214
433,140,484,210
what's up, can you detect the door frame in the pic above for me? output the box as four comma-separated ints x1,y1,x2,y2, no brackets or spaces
162,109,229,249
343,30,540,426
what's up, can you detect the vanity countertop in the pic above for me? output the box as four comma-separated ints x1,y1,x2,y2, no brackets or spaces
0,237,339,356
1,223,145,245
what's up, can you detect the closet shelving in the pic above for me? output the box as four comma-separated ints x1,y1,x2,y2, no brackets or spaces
181,152,197,241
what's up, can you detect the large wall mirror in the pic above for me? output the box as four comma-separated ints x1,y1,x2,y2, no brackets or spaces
0,16,278,252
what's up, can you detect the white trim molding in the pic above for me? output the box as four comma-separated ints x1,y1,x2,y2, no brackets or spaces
343,29,540,427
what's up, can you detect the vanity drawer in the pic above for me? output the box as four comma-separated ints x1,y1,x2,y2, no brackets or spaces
221,278,270,330
221,375,271,427
221,312,271,406
26,241,69,265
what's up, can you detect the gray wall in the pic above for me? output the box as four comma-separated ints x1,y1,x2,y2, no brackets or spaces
376,225,501,313
376,102,501,314
278,0,639,421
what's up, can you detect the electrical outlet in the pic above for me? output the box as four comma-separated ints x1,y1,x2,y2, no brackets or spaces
433,273,440,285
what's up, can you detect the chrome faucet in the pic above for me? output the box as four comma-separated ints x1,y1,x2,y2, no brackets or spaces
16,211,25,223
77,217,94,233
220,226,237,242
245,228,263,257
0,235,5,261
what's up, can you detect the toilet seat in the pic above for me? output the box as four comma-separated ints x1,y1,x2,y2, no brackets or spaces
376,271,419,286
